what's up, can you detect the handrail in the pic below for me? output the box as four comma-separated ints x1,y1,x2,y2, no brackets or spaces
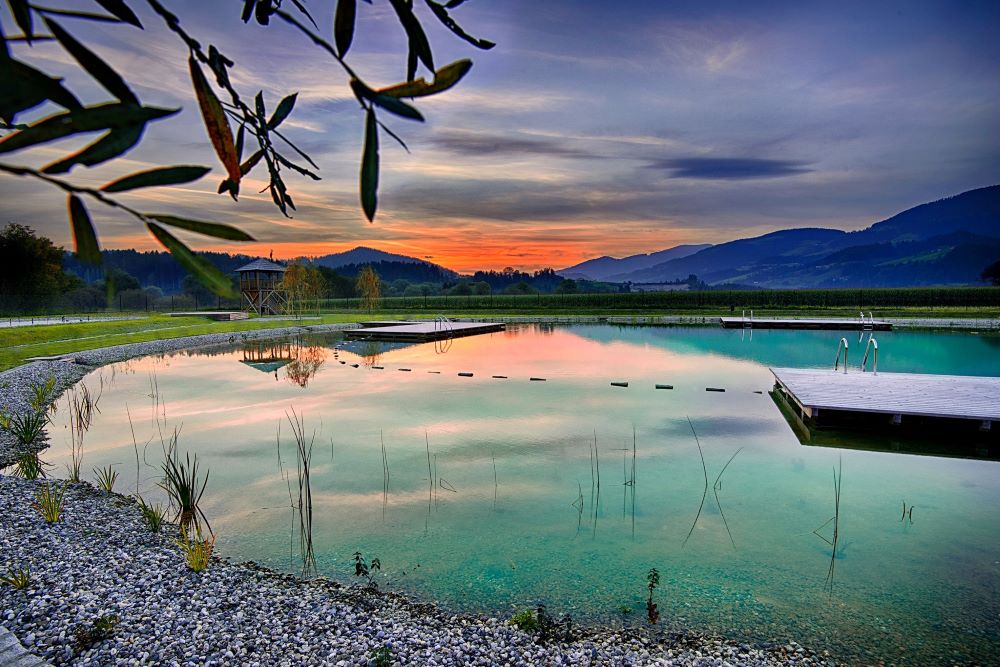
860,336,878,374
834,337,849,374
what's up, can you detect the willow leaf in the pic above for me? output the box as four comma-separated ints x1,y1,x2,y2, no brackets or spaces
101,165,211,192
93,0,143,28
189,56,241,183
68,194,101,264
1,58,82,121
360,108,379,222
0,102,173,155
334,0,356,57
146,222,237,297
44,18,138,104
149,215,254,242
9,0,32,44
379,59,472,98
41,124,143,173
425,0,494,49
388,0,433,73
350,79,423,121
266,93,297,130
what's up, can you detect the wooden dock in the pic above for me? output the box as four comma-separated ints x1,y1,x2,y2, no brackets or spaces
771,367,999,434
345,321,504,342
721,317,891,330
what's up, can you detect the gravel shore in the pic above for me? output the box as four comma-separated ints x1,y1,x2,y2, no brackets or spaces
0,477,830,666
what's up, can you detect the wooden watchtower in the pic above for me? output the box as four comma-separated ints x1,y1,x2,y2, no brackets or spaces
236,258,288,316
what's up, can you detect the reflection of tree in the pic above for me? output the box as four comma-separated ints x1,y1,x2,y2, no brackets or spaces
359,341,384,367
285,346,327,388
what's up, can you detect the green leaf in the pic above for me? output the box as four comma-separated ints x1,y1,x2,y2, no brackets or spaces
148,215,254,242
360,107,379,222
379,59,472,98
146,222,237,297
100,165,211,193
388,0,434,73
241,0,254,23
189,56,241,184
350,79,424,121
8,0,33,44
266,93,297,131
334,0,356,57
425,0,495,49
42,124,143,174
0,103,176,155
0,58,82,122
43,18,138,104
67,195,101,264
239,149,264,175
235,123,245,162
93,0,143,28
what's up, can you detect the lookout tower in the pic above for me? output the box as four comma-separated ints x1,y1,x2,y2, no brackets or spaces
235,257,287,315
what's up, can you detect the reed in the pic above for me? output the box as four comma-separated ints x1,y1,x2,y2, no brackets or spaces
136,496,167,533
12,451,46,480
286,409,316,578
0,409,47,447
682,417,709,548
712,448,743,550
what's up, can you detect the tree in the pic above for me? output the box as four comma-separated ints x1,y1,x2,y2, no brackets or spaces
0,223,78,310
281,264,327,315
1,0,493,294
356,265,381,312
555,278,578,294
983,260,1000,286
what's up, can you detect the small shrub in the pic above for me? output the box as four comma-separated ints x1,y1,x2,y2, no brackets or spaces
370,645,393,667
1,566,30,590
12,451,46,480
28,376,56,412
73,614,118,651
353,551,381,589
509,609,539,632
93,465,118,493
136,497,167,533
33,482,67,523
177,525,216,572
646,567,660,624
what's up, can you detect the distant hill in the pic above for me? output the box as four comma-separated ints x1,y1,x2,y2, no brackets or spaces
612,185,1000,287
308,246,457,277
64,249,257,293
559,244,711,281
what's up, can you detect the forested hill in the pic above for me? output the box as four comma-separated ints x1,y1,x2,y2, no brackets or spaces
63,249,257,294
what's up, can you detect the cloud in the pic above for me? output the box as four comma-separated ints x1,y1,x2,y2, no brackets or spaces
428,130,598,159
651,157,813,180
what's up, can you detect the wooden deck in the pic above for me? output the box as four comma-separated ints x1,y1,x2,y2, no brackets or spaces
721,317,891,330
167,311,248,321
771,367,1000,425
345,321,504,342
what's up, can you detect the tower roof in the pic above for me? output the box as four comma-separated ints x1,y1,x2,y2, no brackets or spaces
235,258,287,273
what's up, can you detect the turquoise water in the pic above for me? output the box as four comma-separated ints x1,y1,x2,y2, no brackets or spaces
46,325,1000,664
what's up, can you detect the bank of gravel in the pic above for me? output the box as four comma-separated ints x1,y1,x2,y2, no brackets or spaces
0,476,831,666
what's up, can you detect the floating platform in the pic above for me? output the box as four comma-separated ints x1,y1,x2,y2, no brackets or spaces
771,367,999,439
168,311,248,321
345,321,504,342
721,317,891,330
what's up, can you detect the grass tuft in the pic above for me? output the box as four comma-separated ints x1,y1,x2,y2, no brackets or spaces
176,525,216,572
0,566,30,590
11,451,46,480
136,496,167,533
33,481,67,523
93,465,118,493
159,446,210,534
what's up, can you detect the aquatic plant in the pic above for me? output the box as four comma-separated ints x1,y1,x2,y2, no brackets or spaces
646,567,660,624
136,497,167,533
177,525,216,572
159,446,210,534
11,451,46,480
353,551,381,589
33,482,67,523
285,409,316,579
509,609,539,632
0,409,47,447
370,645,394,667
73,614,118,652
94,465,118,493
0,566,30,590
65,384,100,483
28,375,56,412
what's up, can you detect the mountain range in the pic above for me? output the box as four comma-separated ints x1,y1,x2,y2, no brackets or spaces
559,184,1000,287
305,246,456,277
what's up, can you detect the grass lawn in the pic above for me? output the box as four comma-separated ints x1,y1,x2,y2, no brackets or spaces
2,306,997,372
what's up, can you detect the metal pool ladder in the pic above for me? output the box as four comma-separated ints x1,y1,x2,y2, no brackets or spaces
742,309,753,329
834,337,849,374
860,335,878,374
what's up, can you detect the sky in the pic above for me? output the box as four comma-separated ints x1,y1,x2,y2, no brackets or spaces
2,0,999,272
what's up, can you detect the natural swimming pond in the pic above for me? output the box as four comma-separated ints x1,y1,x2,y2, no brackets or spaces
47,325,1000,664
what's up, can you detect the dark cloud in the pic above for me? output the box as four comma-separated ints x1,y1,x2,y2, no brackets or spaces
651,157,813,180
429,131,598,159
